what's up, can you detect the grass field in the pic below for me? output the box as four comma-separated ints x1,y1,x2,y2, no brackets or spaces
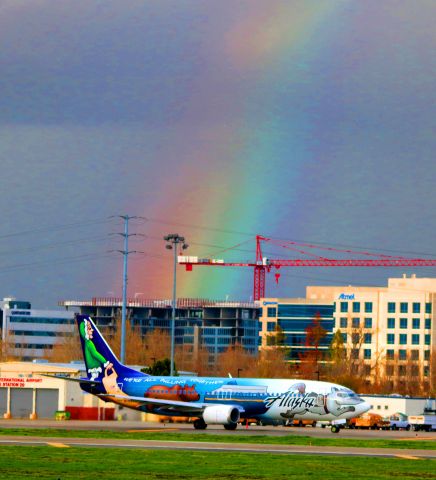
0,446,434,480
0,427,435,450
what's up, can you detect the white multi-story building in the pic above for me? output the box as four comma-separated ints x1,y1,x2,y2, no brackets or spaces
0,297,75,359
306,275,435,384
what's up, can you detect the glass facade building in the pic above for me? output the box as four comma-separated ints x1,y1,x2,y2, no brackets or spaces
59,298,260,366
259,299,334,361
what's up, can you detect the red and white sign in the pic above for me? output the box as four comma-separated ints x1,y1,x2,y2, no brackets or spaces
0,377,43,388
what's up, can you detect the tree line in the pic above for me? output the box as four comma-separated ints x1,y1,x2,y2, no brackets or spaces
1,313,434,397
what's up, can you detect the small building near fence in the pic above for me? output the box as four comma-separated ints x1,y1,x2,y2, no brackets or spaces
0,361,140,421
360,394,435,417
0,361,195,422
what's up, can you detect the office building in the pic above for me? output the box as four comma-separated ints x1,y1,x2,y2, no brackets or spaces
59,297,260,366
306,275,435,387
0,297,75,360
259,298,335,361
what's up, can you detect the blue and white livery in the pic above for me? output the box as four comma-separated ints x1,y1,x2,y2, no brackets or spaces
73,315,370,432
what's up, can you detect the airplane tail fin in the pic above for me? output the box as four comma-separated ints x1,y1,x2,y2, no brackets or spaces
76,314,145,381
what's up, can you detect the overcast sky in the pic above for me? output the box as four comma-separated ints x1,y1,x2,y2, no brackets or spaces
0,1,435,308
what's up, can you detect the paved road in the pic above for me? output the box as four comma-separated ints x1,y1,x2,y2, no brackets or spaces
0,419,435,440
0,419,434,458
0,435,434,459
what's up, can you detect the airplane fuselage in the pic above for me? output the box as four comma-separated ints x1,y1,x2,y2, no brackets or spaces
75,315,371,430
83,374,370,424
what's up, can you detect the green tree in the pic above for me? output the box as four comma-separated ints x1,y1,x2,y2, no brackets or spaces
266,324,286,346
329,329,346,364
141,358,176,376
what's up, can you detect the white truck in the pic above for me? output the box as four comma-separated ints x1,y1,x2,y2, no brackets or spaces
388,413,410,431
408,415,436,432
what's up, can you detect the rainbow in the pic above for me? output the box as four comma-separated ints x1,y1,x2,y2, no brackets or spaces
126,1,431,300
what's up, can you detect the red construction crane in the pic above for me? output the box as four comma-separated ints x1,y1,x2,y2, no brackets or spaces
178,235,436,301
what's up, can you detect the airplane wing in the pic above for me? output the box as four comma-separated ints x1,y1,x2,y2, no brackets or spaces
99,393,245,414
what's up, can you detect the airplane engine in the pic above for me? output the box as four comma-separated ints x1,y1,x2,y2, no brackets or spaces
202,405,240,425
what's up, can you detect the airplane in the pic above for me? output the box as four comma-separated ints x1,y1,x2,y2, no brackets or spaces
65,314,371,433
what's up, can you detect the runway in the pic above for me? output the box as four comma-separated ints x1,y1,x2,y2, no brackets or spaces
0,419,434,459
1,419,435,440
0,434,434,459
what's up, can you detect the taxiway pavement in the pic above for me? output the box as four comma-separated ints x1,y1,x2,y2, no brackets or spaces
0,434,434,459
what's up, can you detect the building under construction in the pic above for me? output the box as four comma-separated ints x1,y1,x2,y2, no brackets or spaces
59,297,260,367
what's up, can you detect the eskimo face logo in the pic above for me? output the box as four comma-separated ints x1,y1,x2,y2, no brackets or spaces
81,318,93,340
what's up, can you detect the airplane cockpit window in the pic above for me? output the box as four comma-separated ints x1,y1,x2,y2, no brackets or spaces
336,390,361,400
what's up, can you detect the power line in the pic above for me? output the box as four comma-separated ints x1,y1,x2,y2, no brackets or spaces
144,217,436,257
0,253,116,274
0,249,168,275
1,214,434,299
0,234,114,257
1,214,433,257
276,272,389,287
0,218,112,241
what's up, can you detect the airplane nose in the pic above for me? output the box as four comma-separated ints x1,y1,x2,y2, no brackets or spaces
356,401,371,415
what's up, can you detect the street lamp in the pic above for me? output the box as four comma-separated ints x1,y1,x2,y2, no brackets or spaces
164,233,188,376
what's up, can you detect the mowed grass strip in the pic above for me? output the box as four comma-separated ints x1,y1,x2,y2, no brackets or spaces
0,446,434,480
0,427,434,450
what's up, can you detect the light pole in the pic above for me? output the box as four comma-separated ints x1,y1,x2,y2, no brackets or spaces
164,233,188,376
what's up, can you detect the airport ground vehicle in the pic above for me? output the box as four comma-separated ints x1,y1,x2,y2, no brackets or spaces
409,415,436,431
239,418,262,426
349,413,390,430
158,415,191,423
287,419,317,427
388,413,410,430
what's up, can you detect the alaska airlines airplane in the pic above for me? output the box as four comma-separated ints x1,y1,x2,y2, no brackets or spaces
71,315,370,433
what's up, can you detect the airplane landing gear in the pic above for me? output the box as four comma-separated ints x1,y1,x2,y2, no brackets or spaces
331,425,340,433
224,423,238,430
193,418,207,430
